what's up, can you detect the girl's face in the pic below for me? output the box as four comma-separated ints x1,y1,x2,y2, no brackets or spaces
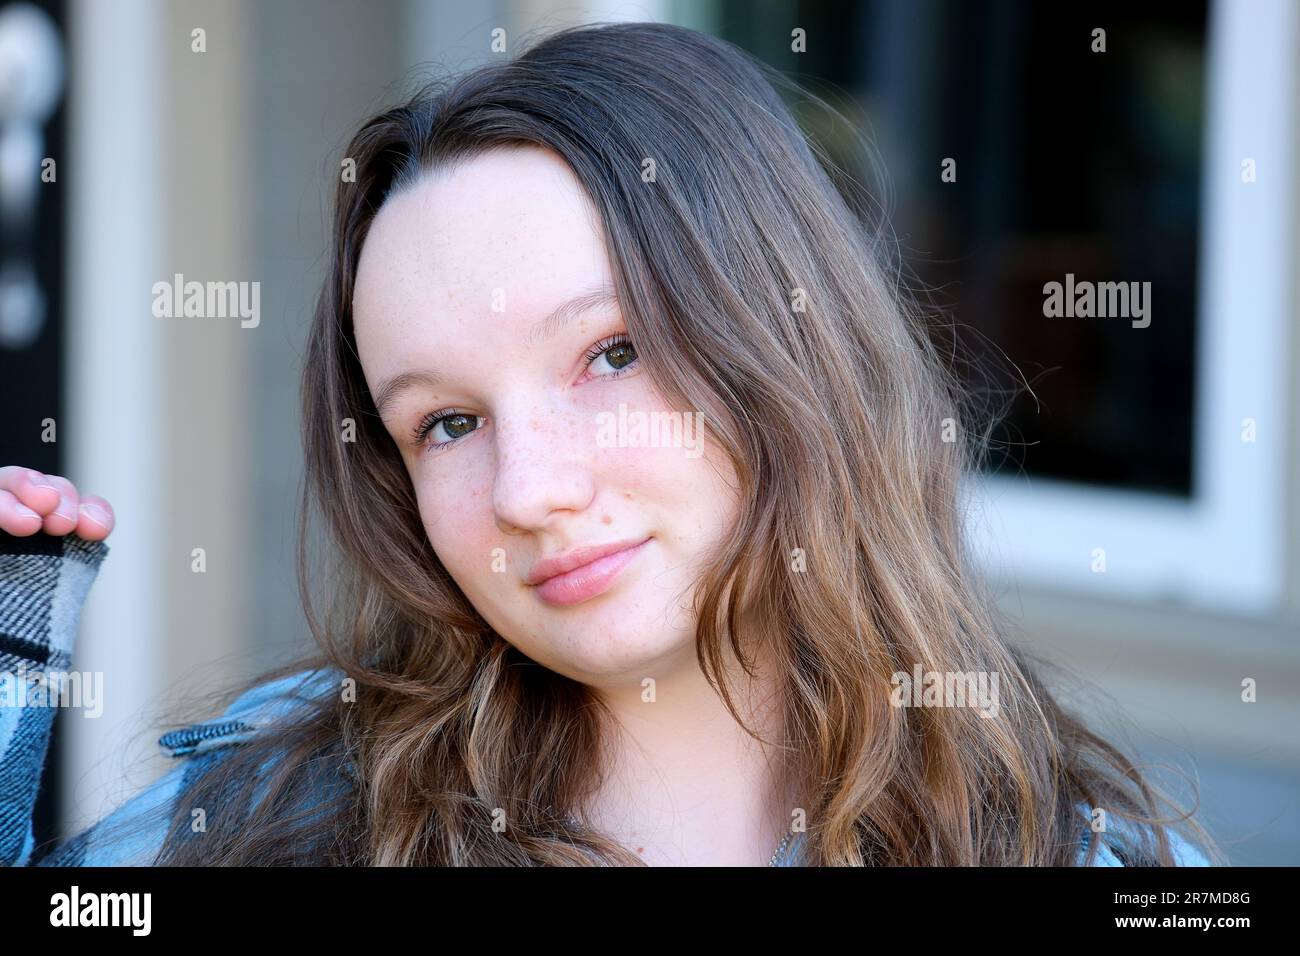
352,146,740,688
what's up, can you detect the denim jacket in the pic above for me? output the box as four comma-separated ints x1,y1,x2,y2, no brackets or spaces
1,530,1210,867
18,664,1212,867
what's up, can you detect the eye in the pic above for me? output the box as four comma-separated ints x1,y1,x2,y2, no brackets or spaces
583,333,639,379
411,408,483,452
409,334,640,454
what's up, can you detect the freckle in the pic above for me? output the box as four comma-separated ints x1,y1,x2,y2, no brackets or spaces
601,514,612,525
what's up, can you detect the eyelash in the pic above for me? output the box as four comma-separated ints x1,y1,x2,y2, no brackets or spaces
409,333,639,453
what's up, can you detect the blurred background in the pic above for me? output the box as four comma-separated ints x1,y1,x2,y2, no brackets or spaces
1,0,1296,864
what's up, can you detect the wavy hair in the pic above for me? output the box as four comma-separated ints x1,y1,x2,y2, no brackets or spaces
112,20,1217,866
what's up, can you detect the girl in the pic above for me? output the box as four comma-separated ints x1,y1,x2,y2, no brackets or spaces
0,20,1215,866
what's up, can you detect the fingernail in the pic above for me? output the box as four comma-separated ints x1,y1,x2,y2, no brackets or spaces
55,498,79,522
29,472,56,488
15,503,40,520
80,502,112,528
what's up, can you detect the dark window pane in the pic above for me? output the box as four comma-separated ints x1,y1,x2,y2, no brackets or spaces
719,0,1205,496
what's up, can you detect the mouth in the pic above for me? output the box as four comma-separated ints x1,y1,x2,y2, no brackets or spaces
529,537,652,607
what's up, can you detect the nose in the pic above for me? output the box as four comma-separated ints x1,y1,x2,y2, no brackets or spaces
491,401,596,535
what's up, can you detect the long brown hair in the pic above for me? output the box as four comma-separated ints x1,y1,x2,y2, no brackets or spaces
129,20,1215,865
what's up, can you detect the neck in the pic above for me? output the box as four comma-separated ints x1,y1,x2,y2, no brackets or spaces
578,632,792,865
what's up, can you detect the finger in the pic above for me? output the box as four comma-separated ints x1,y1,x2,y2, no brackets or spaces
0,465,62,516
76,495,115,540
38,474,81,536
0,488,46,535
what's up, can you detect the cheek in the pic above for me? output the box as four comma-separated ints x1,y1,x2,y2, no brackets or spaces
413,467,496,573
619,445,695,501
595,387,719,492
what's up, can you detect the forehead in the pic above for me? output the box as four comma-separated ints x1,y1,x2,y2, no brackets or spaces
352,146,613,347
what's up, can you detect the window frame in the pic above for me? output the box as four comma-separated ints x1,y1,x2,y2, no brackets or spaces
962,0,1296,616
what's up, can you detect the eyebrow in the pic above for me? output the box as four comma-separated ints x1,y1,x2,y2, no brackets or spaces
371,282,619,421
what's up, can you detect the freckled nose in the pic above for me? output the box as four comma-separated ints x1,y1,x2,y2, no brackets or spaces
491,406,597,533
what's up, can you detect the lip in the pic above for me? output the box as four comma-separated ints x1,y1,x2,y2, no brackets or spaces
527,537,651,607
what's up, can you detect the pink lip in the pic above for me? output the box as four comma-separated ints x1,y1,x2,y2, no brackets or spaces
529,538,651,607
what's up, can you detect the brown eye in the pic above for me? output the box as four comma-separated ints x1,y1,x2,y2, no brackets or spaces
586,335,639,377
413,410,483,451
438,414,478,440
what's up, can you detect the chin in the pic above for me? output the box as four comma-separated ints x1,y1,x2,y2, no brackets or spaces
524,613,697,686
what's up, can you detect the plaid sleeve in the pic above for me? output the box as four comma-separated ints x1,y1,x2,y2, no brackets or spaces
0,530,109,866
